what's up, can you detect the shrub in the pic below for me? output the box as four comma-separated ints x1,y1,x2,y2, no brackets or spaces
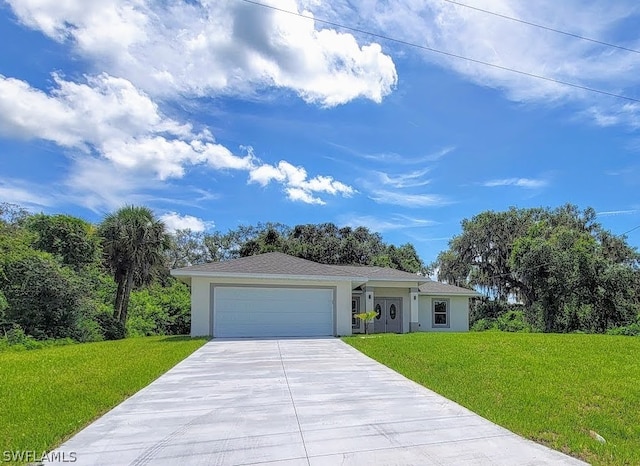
496,310,531,332
126,281,190,337
2,254,84,340
607,322,640,336
95,313,126,340
469,300,510,327
471,318,497,332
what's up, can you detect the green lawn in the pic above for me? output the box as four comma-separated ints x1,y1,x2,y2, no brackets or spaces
344,333,640,466
0,336,206,461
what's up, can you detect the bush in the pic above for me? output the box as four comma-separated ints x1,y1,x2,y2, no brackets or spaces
95,313,126,340
469,300,510,327
126,281,190,337
471,318,497,332
607,322,640,336
0,324,76,351
2,254,84,339
496,310,531,332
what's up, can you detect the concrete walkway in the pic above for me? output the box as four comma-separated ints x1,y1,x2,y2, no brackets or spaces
46,338,587,465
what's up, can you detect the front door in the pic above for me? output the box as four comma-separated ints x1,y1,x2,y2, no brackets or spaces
373,298,402,333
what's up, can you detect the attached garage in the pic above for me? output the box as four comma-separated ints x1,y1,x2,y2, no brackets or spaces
213,286,334,338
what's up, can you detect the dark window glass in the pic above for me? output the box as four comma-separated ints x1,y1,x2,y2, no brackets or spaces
389,304,396,319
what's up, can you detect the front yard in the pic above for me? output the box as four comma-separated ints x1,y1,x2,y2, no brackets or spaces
0,336,206,462
344,332,640,466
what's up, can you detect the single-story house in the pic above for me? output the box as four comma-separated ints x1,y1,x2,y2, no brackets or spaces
171,252,479,338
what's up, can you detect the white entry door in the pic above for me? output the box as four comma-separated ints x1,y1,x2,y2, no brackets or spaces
213,287,334,337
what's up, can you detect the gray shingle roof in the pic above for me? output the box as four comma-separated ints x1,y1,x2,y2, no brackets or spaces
419,281,480,296
172,252,478,297
332,264,426,281
171,252,358,278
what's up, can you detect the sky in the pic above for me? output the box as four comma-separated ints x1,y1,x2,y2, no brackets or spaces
1,0,639,265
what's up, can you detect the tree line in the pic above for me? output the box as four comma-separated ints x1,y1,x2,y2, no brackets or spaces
2,201,638,344
0,203,425,344
434,204,640,334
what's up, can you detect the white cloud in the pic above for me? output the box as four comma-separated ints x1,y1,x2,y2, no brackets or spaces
369,189,450,207
340,214,436,232
317,0,640,127
483,177,548,188
160,212,212,233
0,73,253,181
596,209,639,217
249,160,354,204
0,73,353,208
6,0,397,107
0,178,55,207
375,168,431,188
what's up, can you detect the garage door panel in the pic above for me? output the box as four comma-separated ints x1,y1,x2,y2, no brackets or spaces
213,287,334,337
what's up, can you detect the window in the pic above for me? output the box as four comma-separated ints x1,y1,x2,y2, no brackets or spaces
351,297,361,329
432,299,449,328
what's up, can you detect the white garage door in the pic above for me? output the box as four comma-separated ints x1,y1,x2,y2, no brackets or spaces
213,287,334,337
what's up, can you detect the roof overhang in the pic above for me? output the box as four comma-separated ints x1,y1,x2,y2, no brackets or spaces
364,279,429,288
418,291,481,297
170,269,363,284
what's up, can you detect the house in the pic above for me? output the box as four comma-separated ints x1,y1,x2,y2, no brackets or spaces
171,252,479,338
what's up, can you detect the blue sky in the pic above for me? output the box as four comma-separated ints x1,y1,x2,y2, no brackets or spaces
1,0,639,264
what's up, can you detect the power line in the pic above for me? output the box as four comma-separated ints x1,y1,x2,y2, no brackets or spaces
238,0,640,104
440,0,640,55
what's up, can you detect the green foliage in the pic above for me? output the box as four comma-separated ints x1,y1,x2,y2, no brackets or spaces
0,336,206,459
606,323,640,336
495,310,531,332
99,205,169,325
172,221,427,273
26,213,100,270
606,315,640,336
470,318,497,331
345,333,640,465
1,253,85,340
0,324,76,352
126,281,191,337
95,313,126,340
436,204,640,333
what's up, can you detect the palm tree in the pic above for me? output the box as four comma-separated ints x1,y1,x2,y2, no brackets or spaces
99,206,168,324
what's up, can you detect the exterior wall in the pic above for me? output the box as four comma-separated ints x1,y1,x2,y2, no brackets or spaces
351,292,365,334
189,276,352,337
418,295,470,332
335,281,353,336
372,287,411,333
191,277,212,337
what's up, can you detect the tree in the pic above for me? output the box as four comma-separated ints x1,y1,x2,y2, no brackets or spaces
98,206,168,325
26,214,100,270
165,229,210,268
436,204,640,333
354,311,378,335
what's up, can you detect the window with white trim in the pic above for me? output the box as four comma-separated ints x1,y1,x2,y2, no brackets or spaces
432,299,450,328
351,297,361,329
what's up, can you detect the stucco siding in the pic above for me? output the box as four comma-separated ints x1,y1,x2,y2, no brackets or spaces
335,282,353,336
190,277,211,337
189,276,350,337
418,295,470,332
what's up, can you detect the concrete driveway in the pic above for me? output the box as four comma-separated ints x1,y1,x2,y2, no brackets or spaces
46,338,587,465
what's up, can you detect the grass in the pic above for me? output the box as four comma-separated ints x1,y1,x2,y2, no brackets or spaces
344,332,640,465
0,336,206,462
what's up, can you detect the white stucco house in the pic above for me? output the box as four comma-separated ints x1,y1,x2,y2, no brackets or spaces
171,252,479,338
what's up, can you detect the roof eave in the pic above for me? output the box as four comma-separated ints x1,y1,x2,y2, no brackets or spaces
170,269,361,282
